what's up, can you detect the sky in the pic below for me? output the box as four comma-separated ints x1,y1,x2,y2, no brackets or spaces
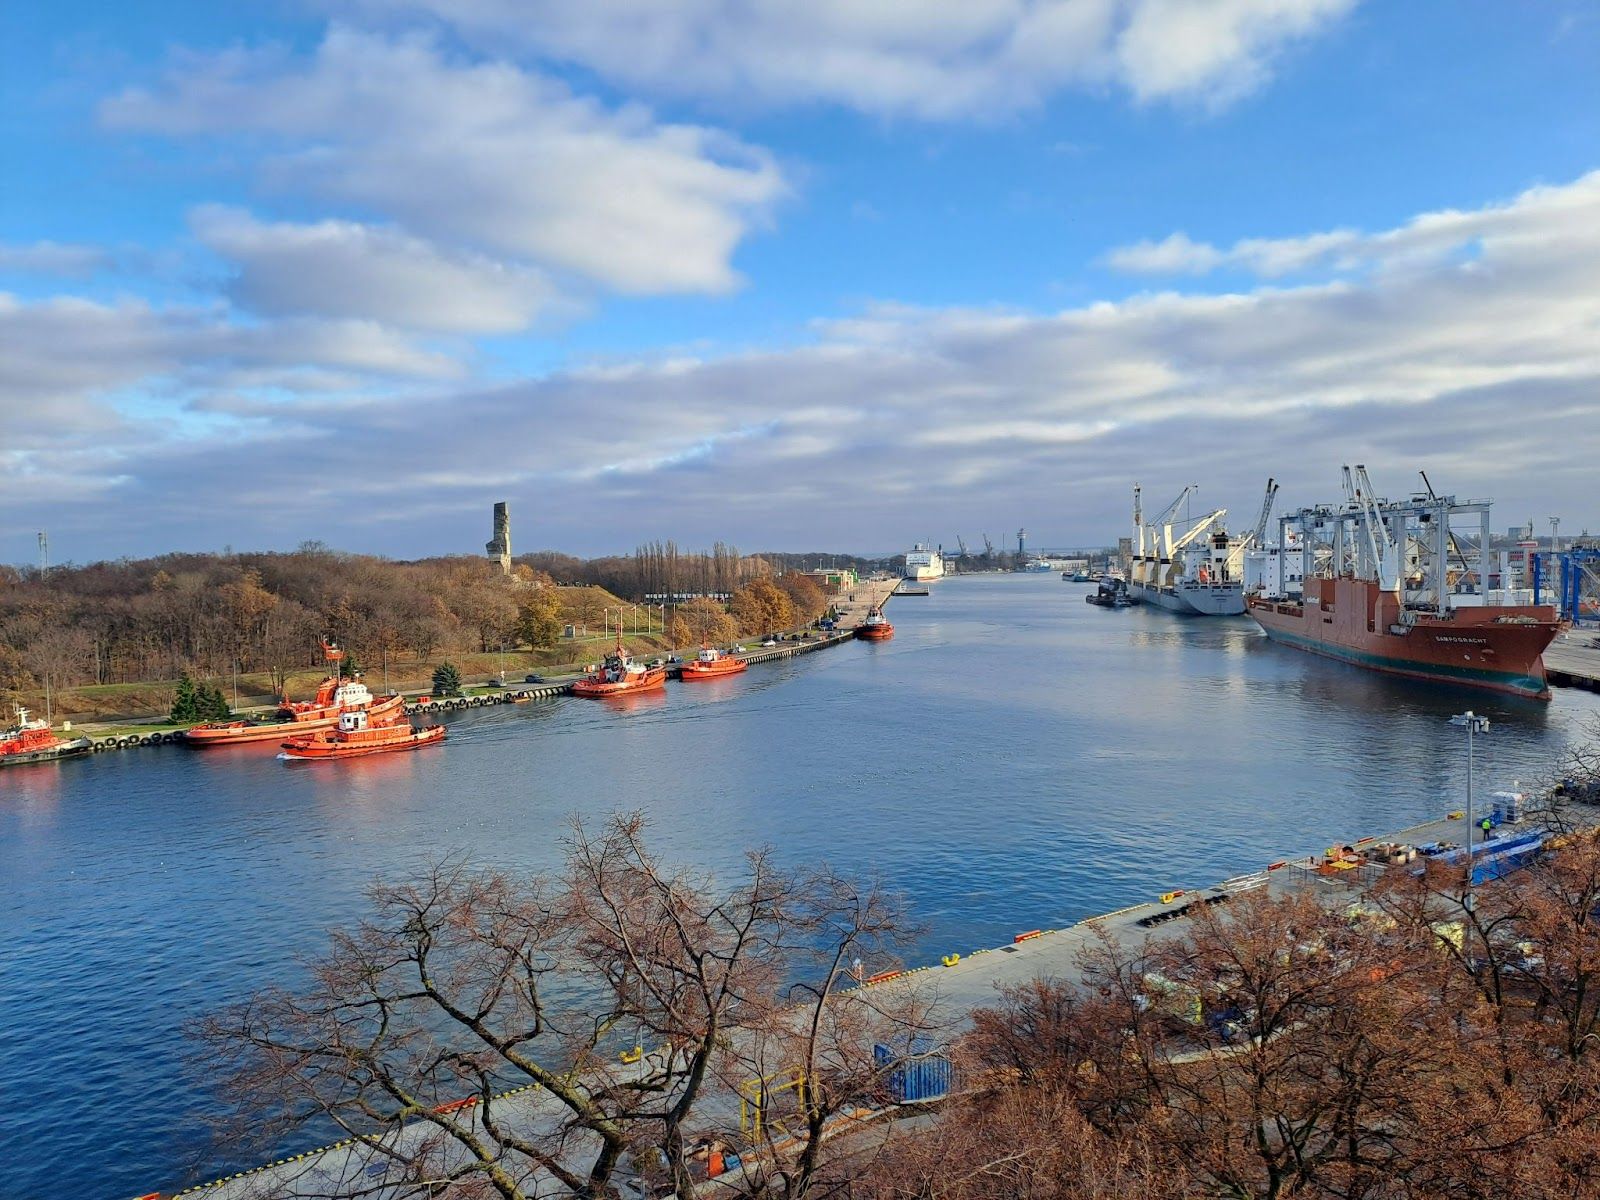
2,0,1598,563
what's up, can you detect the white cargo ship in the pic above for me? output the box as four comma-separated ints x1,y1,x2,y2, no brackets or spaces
1127,481,1277,616
904,543,946,582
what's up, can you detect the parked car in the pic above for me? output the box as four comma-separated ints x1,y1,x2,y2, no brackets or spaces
485,679,504,688
761,639,777,647
524,673,545,684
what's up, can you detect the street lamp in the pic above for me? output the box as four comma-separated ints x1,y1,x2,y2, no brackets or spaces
1449,711,1491,923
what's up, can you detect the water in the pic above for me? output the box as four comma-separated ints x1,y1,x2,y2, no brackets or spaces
4,574,1597,1198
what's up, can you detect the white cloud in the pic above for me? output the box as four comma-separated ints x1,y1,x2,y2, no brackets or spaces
103,29,787,296
0,240,111,278
4,168,1598,558
1107,172,1600,278
190,206,562,333
333,0,1359,117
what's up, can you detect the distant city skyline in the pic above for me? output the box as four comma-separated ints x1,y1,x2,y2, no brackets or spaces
4,1,1598,563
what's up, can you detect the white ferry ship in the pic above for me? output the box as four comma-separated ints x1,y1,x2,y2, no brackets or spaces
904,543,946,582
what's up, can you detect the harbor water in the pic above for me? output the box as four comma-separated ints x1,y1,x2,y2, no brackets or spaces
4,573,1599,1198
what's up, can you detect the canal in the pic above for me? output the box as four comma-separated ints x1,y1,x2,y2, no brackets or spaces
4,573,1598,1198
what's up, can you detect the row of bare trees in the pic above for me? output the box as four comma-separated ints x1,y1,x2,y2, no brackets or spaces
205,814,922,1200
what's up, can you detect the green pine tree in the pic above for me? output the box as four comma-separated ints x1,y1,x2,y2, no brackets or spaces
432,663,462,697
197,683,232,721
170,674,199,723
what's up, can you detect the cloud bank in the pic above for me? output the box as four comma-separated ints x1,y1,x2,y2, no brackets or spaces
5,171,1597,558
336,0,1360,116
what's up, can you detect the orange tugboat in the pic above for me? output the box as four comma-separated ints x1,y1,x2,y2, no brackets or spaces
278,707,445,761
854,607,894,641
0,706,92,767
573,626,668,698
185,641,402,746
679,645,749,681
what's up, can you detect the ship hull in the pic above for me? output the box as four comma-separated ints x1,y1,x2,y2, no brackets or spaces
680,660,748,680
1173,582,1247,616
1248,578,1561,700
1129,581,1194,614
573,670,668,698
279,724,445,760
0,737,91,766
185,693,405,745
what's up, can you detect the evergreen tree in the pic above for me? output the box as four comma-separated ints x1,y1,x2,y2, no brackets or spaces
196,683,232,721
432,663,462,697
170,674,199,723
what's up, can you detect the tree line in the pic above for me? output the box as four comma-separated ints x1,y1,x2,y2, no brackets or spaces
0,543,836,711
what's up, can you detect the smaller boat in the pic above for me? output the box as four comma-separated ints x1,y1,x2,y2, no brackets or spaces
854,607,894,640
573,627,668,698
0,706,92,767
278,708,444,761
1086,576,1137,608
679,646,748,681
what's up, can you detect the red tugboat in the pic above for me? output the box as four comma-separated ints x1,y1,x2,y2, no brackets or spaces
278,707,445,761
678,645,749,681
573,625,668,698
185,641,402,746
1245,467,1563,700
854,607,894,641
0,706,92,767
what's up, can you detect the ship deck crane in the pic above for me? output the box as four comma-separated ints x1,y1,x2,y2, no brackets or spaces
1151,485,1198,561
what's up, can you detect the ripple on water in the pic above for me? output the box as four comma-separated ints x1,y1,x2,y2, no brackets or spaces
3,575,1597,1197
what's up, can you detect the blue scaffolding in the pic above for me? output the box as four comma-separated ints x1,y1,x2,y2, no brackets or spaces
1533,549,1600,626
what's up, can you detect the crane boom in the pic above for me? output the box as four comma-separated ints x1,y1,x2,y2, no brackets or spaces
1244,478,1278,548
1169,509,1227,555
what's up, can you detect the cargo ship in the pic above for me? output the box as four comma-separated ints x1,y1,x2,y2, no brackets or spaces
0,706,92,767
904,544,945,583
1126,481,1277,616
1246,466,1562,700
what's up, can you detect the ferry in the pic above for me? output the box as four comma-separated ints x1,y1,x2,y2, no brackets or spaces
573,628,668,698
1246,466,1563,700
854,607,894,640
904,544,945,583
679,646,749,681
0,706,92,767
278,707,445,761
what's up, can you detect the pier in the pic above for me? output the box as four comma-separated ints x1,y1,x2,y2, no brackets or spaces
1545,627,1600,691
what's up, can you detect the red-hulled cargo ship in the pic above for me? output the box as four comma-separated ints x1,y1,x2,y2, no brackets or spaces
1248,576,1560,699
1245,467,1563,700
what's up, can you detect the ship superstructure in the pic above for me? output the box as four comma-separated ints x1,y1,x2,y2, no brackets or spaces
1246,466,1562,699
904,544,945,582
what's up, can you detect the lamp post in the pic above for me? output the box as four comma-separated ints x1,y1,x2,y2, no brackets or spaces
1449,711,1491,929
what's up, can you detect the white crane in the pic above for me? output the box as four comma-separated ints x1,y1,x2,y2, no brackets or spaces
1341,464,1400,591
1159,509,1227,586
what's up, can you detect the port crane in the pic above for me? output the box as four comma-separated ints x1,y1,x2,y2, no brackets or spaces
1341,464,1400,592
1241,478,1279,549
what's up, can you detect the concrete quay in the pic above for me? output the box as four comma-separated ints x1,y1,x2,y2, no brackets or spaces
1546,626,1600,690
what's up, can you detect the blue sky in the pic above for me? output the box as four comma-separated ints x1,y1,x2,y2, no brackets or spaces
3,0,1598,561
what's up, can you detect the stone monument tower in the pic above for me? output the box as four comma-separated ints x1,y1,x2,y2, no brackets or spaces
486,501,511,576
